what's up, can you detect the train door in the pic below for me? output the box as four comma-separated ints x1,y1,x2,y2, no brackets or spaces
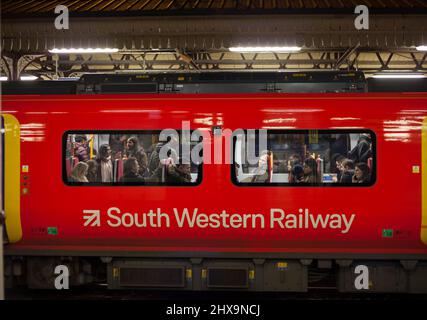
1,114,22,243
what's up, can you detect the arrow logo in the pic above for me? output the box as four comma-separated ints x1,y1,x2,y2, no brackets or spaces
83,210,101,227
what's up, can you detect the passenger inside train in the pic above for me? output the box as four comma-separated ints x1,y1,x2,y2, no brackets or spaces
234,130,374,185
64,132,201,185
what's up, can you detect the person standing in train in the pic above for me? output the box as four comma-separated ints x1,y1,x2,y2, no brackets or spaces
109,134,128,159
74,135,90,162
303,158,320,184
166,158,192,184
340,159,355,183
348,133,372,164
120,157,145,183
95,144,113,183
124,136,148,177
85,160,98,183
148,142,164,174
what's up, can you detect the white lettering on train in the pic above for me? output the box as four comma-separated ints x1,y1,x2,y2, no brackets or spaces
85,207,356,233
173,208,265,229
270,208,355,234
107,207,171,228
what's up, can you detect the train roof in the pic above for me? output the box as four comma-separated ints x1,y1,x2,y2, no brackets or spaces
1,71,426,95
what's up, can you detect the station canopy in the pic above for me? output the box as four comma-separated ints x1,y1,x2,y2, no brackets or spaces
1,0,426,79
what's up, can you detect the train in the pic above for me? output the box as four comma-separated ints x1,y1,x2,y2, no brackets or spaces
1,71,427,293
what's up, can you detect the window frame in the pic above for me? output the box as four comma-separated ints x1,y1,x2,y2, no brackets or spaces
62,130,203,187
231,129,377,187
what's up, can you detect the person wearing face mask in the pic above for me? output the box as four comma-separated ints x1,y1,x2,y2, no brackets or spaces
95,144,113,183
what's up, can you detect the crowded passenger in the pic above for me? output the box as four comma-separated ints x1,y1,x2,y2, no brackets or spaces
148,142,164,174
291,164,304,183
69,162,89,183
303,158,320,184
85,160,98,183
348,133,372,164
67,132,201,185
339,159,355,183
331,154,345,176
124,136,148,176
334,155,346,181
287,154,302,172
95,144,113,183
74,135,90,162
109,134,128,159
352,162,370,183
146,156,192,184
330,134,348,160
120,157,145,183
167,160,192,184
251,150,271,183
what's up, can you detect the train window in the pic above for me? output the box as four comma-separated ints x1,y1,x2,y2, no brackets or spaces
63,131,202,186
232,130,376,187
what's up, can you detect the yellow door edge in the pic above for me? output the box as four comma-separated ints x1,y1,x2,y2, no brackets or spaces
2,114,22,243
422,117,427,245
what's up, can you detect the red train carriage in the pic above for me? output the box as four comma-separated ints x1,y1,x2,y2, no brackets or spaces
1,72,427,292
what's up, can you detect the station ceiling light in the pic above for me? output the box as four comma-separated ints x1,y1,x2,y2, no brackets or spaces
416,46,427,51
229,46,302,53
371,73,426,79
0,75,39,81
49,48,119,54
20,75,38,81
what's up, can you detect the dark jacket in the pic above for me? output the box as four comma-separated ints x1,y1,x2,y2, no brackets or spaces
119,172,145,183
349,136,372,163
340,170,355,184
86,171,97,183
125,137,148,176
148,143,164,174
125,149,148,176
167,166,192,184
146,164,191,184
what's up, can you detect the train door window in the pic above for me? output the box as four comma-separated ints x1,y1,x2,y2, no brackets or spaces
63,131,202,186
232,130,375,186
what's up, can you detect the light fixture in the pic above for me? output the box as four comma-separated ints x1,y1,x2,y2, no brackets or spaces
229,46,301,53
0,76,8,81
20,75,38,81
371,73,426,79
49,48,119,54
416,46,427,51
